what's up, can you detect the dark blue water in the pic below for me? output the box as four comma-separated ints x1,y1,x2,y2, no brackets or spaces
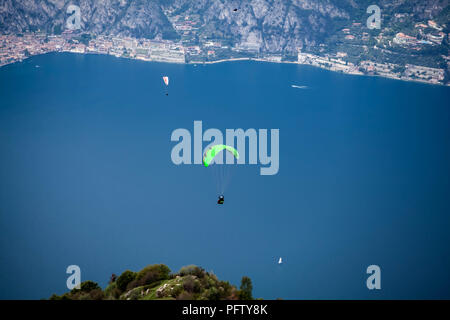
1,53,449,299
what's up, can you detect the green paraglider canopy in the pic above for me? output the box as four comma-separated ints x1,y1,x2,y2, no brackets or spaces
203,144,240,196
203,145,239,167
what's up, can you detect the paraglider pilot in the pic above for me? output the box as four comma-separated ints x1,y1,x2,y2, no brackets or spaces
217,195,224,205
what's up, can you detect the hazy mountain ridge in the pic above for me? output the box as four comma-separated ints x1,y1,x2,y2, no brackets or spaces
0,0,175,39
165,0,351,52
1,1,447,52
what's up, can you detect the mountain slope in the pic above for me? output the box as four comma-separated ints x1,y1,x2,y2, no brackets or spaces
0,0,448,56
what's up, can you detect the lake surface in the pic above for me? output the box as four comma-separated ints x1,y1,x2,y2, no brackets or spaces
0,53,449,299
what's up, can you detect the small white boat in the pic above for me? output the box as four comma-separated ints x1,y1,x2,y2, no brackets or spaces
278,257,283,264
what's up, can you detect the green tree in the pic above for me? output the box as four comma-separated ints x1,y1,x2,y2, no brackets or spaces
88,288,104,300
179,265,205,278
238,276,253,300
104,282,121,299
183,276,201,293
136,264,171,284
116,270,136,292
69,280,100,295
80,280,100,292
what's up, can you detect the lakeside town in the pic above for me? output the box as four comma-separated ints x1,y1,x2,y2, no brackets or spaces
0,18,448,86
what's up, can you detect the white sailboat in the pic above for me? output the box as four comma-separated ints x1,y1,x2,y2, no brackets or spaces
278,257,283,264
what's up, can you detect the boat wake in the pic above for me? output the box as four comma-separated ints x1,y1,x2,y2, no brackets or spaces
291,85,308,89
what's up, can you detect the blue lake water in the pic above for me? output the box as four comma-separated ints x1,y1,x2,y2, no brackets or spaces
0,53,449,299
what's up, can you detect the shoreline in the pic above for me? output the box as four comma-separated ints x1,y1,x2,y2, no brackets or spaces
2,50,449,87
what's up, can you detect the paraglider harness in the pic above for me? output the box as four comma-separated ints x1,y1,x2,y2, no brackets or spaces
217,195,224,205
